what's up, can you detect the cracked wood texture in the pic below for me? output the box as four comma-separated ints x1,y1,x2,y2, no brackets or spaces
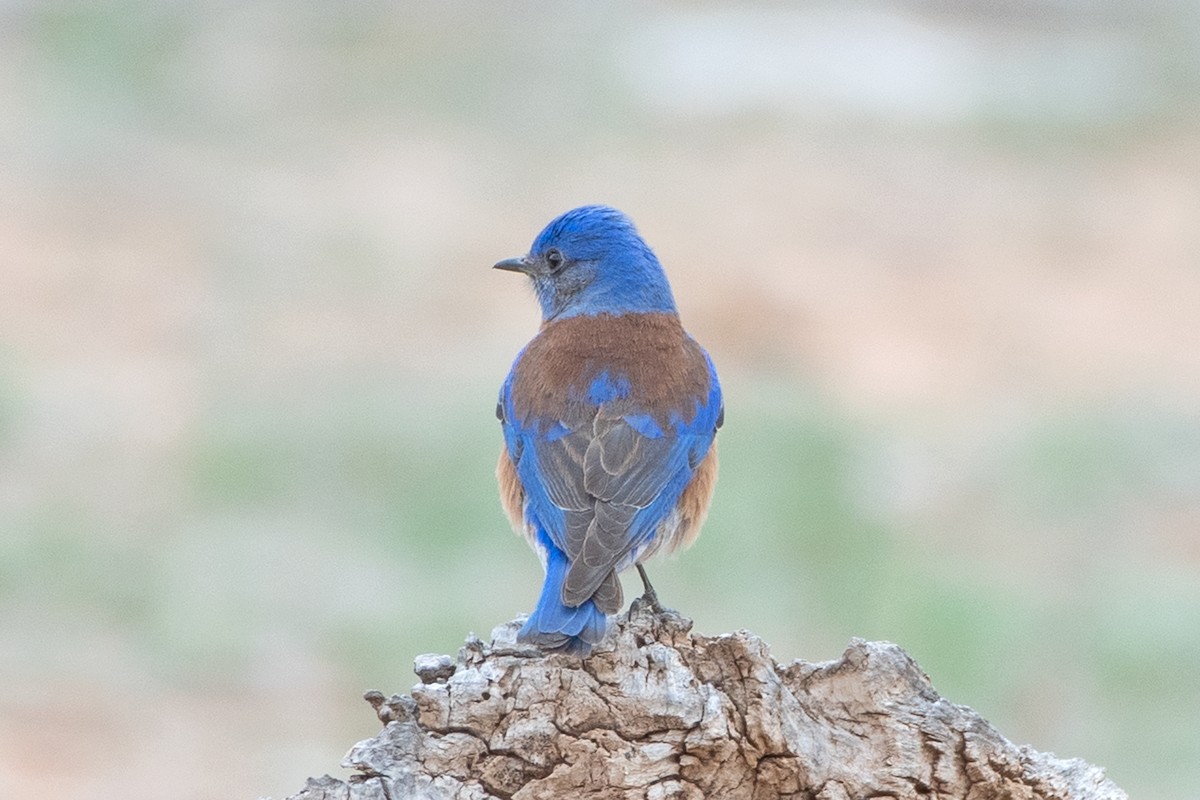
281,605,1126,800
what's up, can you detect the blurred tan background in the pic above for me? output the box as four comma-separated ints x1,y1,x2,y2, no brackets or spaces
2,2,1199,798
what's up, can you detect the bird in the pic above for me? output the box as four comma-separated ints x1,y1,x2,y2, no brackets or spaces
493,205,723,656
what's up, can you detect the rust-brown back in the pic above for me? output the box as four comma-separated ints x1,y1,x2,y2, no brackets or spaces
508,312,712,426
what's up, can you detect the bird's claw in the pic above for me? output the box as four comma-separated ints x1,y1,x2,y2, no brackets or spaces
631,592,664,616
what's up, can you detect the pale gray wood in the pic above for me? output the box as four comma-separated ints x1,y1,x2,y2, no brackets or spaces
278,605,1126,800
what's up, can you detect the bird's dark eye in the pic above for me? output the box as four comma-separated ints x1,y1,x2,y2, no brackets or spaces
545,248,564,273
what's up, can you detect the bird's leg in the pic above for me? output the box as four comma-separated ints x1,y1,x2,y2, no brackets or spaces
635,563,664,614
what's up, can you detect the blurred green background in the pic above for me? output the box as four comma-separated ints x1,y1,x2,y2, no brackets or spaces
2,1,1199,798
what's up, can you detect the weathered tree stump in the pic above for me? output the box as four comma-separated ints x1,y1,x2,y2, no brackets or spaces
280,604,1126,800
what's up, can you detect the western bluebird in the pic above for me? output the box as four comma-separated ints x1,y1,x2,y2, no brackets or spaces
494,205,723,656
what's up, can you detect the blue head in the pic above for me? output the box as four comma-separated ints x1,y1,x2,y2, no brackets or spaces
494,205,677,321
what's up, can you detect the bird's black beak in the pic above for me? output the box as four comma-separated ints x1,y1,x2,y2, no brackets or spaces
493,256,530,273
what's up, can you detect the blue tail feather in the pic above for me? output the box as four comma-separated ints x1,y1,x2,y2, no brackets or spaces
518,538,609,656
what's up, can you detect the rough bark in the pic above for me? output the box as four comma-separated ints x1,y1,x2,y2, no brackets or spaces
279,603,1126,800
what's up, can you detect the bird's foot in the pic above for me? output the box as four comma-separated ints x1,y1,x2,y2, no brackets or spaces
630,591,667,617
630,564,676,617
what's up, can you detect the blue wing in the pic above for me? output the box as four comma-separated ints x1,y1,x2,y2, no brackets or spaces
499,347,722,610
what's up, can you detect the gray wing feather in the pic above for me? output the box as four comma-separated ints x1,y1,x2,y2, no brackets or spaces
536,433,590,510
531,409,690,609
560,411,687,606
590,569,623,614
